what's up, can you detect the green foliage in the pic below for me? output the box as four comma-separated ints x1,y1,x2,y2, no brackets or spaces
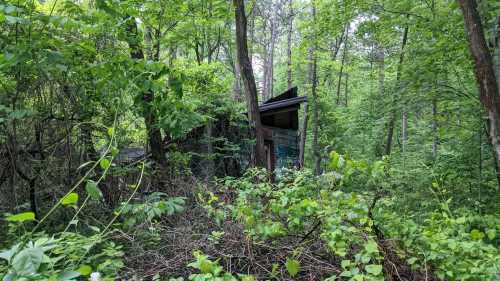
5,212,36,223
285,258,300,277
60,193,79,206
377,204,500,280
0,234,123,281
186,251,238,281
215,167,384,280
119,192,186,229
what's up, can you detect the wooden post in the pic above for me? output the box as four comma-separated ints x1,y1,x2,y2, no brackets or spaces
299,102,308,169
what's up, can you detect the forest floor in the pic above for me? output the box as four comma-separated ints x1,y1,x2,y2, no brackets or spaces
116,176,437,281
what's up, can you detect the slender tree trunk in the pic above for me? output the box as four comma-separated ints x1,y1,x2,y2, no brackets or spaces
203,120,214,181
432,97,439,159
378,46,385,99
234,0,266,168
344,73,349,107
402,109,408,154
287,0,293,89
311,1,321,175
299,102,308,168
125,17,166,165
458,0,500,185
336,25,349,105
384,21,409,156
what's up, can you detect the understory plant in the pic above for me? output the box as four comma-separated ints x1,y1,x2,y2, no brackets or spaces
204,165,385,281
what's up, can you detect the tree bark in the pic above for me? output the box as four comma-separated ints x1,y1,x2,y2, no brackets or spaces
125,16,166,165
384,21,409,156
336,25,349,105
310,1,321,175
299,102,308,169
287,0,293,89
458,0,500,185
344,73,349,107
432,97,439,159
234,0,266,168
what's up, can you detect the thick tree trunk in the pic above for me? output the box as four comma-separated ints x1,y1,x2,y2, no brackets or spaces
384,22,409,156
125,17,166,165
234,0,266,168
287,0,293,89
458,0,500,185
233,55,243,102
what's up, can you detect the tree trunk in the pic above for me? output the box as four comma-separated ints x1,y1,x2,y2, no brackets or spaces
458,0,500,185
336,25,349,105
299,102,308,169
125,17,166,165
311,1,321,176
378,47,385,99
402,110,408,154
344,73,349,107
234,0,266,168
373,45,385,157
287,0,293,89
432,97,439,159
384,21,409,156
233,54,243,102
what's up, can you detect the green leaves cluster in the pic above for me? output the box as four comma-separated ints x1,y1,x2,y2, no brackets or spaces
119,192,186,229
377,204,500,280
213,167,385,280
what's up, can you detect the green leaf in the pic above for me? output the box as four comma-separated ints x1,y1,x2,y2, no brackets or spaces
107,127,115,137
85,180,102,200
61,193,79,206
486,229,496,240
100,158,111,169
285,258,300,277
57,271,80,281
12,247,44,276
364,240,378,254
365,264,383,275
0,244,20,262
6,212,36,222
407,257,418,265
470,229,485,240
353,273,364,281
77,265,92,276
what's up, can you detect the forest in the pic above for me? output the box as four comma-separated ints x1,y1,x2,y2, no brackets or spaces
0,0,499,280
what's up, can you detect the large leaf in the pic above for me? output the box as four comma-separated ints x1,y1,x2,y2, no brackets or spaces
285,258,300,277
6,212,35,222
60,193,79,206
77,265,92,276
57,270,80,281
365,264,383,275
11,247,44,276
0,244,20,262
99,158,111,169
85,180,102,200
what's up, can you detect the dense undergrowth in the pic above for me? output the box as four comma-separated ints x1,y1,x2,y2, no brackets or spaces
1,151,499,280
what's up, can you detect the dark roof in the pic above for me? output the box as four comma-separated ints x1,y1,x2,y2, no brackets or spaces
259,96,307,113
259,87,307,113
263,87,298,104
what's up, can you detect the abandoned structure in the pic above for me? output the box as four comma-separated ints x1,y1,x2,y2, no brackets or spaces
115,87,308,178
258,87,308,174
